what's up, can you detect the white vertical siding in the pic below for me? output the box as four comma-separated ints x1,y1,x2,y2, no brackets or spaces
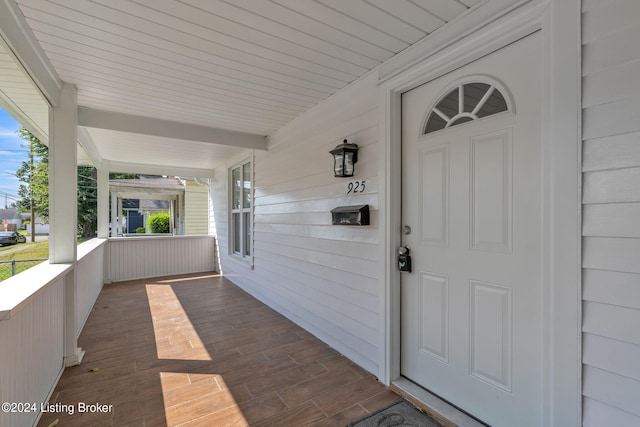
108,236,217,282
581,0,640,425
0,271,65,427
211,72,381,374
75,239,106,336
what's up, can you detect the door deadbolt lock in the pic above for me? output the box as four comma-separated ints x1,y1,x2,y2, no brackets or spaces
398,246,412,272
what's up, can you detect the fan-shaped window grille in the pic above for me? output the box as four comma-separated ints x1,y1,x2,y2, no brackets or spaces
424,82,509,134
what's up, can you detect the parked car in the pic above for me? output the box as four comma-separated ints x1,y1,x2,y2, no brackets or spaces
0,231,17,246
12,231,26,243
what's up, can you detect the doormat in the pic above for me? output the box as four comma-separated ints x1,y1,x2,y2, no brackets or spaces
347,400,441,427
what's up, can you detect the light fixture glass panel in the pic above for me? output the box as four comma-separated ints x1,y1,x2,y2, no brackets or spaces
344,152,354,176
334,153,344,176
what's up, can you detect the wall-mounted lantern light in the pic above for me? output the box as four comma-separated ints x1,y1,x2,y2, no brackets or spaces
330,139,359,178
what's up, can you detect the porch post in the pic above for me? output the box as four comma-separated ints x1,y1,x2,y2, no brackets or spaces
49,82,84,366
97,164,109,239
178,193,185,235
110,191,117,237
49,83,77,263
117,197,123,235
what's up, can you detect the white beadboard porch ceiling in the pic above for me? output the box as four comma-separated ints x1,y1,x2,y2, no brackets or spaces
7,0,481,175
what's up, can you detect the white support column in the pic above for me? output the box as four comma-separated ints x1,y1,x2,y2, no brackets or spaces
169,198,175,235
117,197,123,235
178,193,185,235
110,191,117,237
49,83,77,263
49,83,84,366
97,165,109,239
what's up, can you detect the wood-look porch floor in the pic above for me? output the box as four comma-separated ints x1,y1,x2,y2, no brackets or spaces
38,272,401,426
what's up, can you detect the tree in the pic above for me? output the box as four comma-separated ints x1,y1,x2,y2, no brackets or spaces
15,127,140,237
76,170,139,237
15,128,48,222
77,166,98,237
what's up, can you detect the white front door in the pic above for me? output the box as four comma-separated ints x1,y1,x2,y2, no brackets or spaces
400,33,543,427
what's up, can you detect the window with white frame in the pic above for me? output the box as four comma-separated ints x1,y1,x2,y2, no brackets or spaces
230,160,252,260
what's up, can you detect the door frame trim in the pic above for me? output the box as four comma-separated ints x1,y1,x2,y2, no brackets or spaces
377,0,581,425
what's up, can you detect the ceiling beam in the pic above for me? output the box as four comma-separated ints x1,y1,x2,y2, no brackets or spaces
78,107,267,151
0,0,62,107
107,160,215,179
111,192,178,200
77,127,104,168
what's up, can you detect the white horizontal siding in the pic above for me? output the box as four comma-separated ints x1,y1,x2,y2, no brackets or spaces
581,0,640,424
582,18,640,77
583,269,640,310
583,334,640,382
212,72,382,375
582,60,640,108
583,301,640,346
583,237,640,274
583,203,640,238
185,185,209,235
583,131,640,172
255,232,378,262
583,366,640,417
582,167,640,204
250,261,378,344
583,396,640,427
583,97,640,141
581,0,640,45
108,236,217,282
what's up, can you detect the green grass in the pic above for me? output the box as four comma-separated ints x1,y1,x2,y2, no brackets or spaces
0,242,48,280
0,259,46,279
0,237,93,281
0,241,49,261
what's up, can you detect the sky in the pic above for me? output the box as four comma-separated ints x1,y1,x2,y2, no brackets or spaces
0,108,27,208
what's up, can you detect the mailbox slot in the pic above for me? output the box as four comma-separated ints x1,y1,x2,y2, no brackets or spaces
331,205,370,226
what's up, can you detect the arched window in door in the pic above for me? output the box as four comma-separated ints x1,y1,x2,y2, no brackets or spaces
423,81,512,134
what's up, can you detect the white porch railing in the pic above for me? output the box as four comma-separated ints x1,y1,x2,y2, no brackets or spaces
0,262,70,427
76,238,107,336
107,235,217,283
0,235,217,426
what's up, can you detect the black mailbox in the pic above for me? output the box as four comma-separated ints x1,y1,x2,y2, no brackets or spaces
331,205,370,226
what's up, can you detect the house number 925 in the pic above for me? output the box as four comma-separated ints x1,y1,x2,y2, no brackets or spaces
347,180,366,194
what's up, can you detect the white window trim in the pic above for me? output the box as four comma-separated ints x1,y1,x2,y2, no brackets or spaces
228,158,254,267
